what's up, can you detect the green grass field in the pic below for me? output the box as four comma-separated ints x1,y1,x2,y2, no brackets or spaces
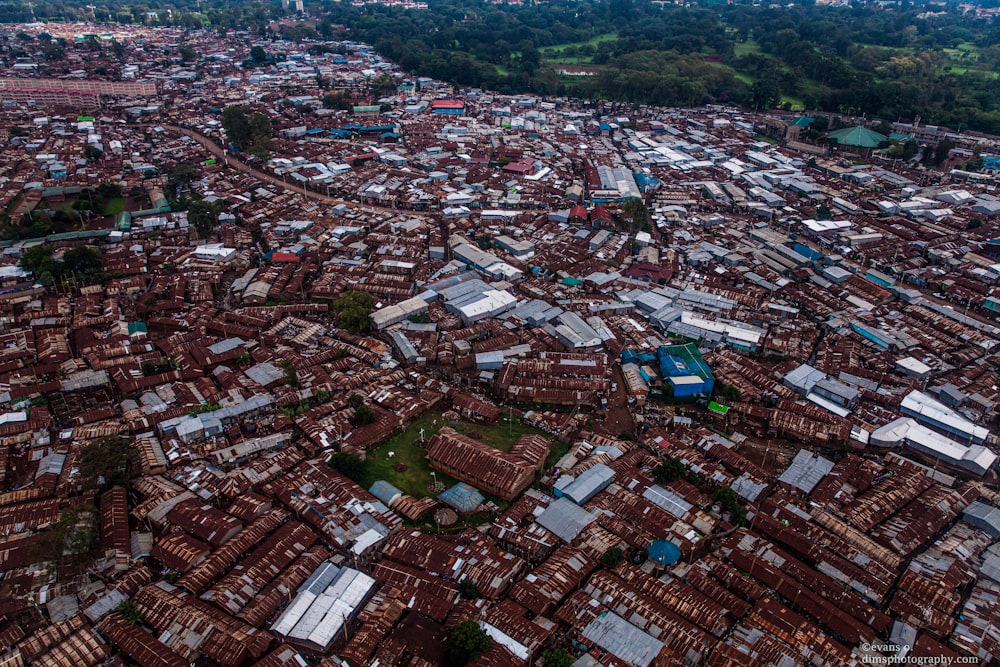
733,39,762,58
359,410,547,500
542,32,618,55
102,197,126,215
541,33,618,64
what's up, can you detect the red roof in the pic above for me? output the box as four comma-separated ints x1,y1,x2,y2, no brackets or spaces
569,205,588,221
431,99,464,109
271,252,300,263
591,206,612,222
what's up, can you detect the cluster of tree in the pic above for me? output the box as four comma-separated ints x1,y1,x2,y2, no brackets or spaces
30,504,100,574
77,435,136,490
447,620,492,667
12,0,1000,134
279,389,331,417
332,290,374,334
712,485,747,526
187,199,223,239
220,105,273,160
19,244,104,286
1,183,126,241
348,393,377,427
309,0,1000,136
328,452,367,483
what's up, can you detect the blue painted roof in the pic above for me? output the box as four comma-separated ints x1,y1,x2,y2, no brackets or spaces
648,540,681,565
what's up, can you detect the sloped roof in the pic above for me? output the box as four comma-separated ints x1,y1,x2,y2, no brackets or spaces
828,125,887,148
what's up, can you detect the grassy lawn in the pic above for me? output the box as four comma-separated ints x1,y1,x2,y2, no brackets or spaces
706,60,753,85
360,412,455,499
754,134,783,145
733,39,762,58
781,94,805,111
451,415,541,453
542,32,618,55
102,197,126,216
359,410,548,500
494,64,509,76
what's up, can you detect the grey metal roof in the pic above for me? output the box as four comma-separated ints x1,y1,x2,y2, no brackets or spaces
642,485,692,519
207,337,246,355
778,449,835,493
562,464,615,505
536,497,596,543
581,611,663,667
783,363,825,393
246,362,285,386
963,501,1000,539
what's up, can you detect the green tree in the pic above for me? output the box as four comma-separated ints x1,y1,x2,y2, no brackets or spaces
250,45,268,64
620,197,649,231
323,92,352,110
350,403,377,427
720,385,741,402
600,546,624,569
188,199,221,239
933,137,954,167
63,246,102,276
542,649,574,667
369,73,398,97
78,435,134,489
84,144,103,162
458,578,480,600
447,620,492,667
332,290,375,334
20,243,56,276
33,505,99,570
179,44,197,62
712,485,746,525
328,452,367,483
653,457,686,485
116,600,144,626
221,106,253,150
280,359,299,388
168,163,198,187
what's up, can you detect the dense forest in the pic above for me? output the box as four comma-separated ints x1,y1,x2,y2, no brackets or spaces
6,0,1000,134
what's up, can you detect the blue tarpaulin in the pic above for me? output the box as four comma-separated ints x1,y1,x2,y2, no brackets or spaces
648,540,681,565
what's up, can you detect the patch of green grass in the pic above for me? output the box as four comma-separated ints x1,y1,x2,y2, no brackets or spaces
542,32,618,55
706,60,753,85
450,415,542,453
754,134,782,145
360,412,454,499
102,197,126,216
546,440,571,470
360,410,547,498
781,94,805,110
494,64,509,76
733,39,761,58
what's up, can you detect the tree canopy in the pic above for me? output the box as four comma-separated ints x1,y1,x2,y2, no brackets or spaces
333,290,375,334
77,435,135,490
328,452,367,483
188,199,222,239
447,620,492,667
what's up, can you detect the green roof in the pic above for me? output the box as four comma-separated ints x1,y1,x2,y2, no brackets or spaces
708,401,730,415
790,116,814,128
828,125,887,149
561,277,583,286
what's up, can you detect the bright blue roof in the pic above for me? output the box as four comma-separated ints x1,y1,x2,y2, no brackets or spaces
648,540,681,565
